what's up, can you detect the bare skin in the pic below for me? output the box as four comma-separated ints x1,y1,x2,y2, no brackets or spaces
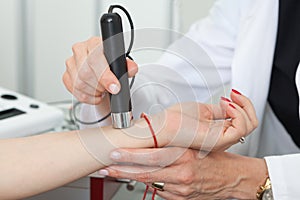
62,37,265,200
0,92,255,199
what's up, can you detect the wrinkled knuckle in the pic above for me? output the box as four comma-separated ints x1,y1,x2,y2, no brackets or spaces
62,76,72,93
62,73,69,86
178,170,194,185
65,58,72,69
78,67,93,80
75,80,87,91
178,187,193,197
72,42,83,54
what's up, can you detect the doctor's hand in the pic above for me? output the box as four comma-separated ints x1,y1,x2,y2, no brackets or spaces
100,148,267,200
63,36,138,105
151,90,258,152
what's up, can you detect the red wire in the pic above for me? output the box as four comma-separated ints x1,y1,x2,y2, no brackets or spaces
152,189,157,200
142,185,149,200
140,113,158,147
140,112,158,200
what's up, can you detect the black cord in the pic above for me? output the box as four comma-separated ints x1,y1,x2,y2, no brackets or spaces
71,101,111,125
73,5,135,126
109,5,136,90
108,4,134,58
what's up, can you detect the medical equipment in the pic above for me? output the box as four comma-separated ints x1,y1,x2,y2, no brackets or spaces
100,5,134,129
0,87,64,138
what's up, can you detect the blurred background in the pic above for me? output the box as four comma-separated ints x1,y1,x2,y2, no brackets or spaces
0,0,214,103
0,0,214,199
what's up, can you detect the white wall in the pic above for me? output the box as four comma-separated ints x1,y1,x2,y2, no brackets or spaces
27,0,97,102
0,0,215,102
0,0,19,91
176,0,215,33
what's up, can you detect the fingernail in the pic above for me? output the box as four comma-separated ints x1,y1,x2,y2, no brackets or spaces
110,151,121,160
229,103,236,109
109,84,120,94
232,89,242,95
98,169,109,176
221,96,231,102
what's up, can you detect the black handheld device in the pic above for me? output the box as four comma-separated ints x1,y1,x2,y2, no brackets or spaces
100,7,133,129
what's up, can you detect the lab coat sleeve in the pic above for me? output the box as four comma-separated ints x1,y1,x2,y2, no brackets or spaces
79,0,247,127
265,154,300,200
154,0,243,103
129,0,252,117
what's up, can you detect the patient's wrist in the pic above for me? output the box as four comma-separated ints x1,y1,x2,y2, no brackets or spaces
77,117,163,166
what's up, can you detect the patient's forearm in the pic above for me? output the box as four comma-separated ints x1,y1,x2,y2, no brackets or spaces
0,130,98,199
0,118,155,199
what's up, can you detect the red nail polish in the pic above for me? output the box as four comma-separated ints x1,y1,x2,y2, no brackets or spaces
221,96,231,102
232,89,242,95
229,103,236,109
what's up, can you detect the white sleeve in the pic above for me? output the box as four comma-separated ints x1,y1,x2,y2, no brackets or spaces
130,0,249,117
79,0,244,126
154,0,242,102
265,154,300,200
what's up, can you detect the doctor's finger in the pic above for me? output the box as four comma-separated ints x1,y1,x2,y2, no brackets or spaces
98,67,122,94
230,90,258,128
72,36,101,68
72,90,102,105
72,42,89,68
87,49,138,94
126,58,138,77
223,103,249,141
208,103,228,120
85,36,138,78
108,148,187,167
73,79,103,97
62,72,74,94
65,54,101,96
76,60,108,92
92,58,138,95
102,163,182,184
86,36,102,53
220,98,255,135
64,57,80,92
86,37,138,78
191,103,227,120
84,46,122,94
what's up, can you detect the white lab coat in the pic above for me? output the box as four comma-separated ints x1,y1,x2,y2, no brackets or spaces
81,0,300,199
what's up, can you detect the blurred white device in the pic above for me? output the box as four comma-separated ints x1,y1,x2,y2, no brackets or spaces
0,87,64,138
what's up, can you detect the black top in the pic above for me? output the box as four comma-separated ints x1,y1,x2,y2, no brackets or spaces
268,0,300,147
